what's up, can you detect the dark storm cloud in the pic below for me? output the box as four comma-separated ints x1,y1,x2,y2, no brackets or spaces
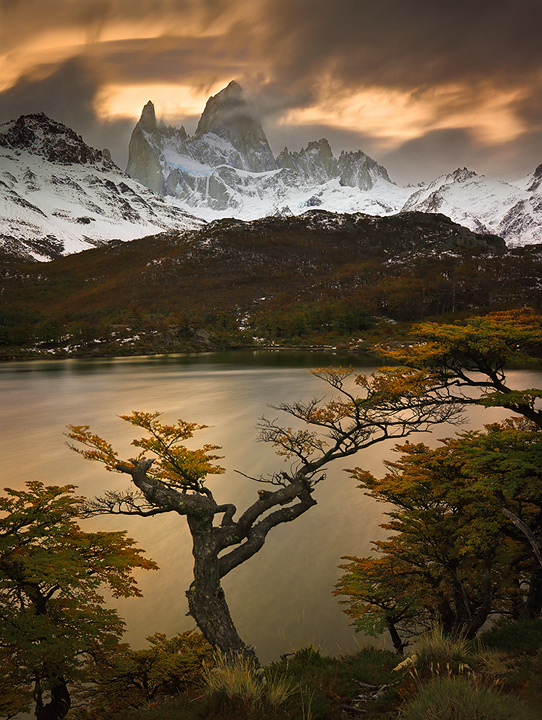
381,129,482,185
383,127,542,185
4,0,541,110
264,120,383,158
0,57,133,166
0,0,235,51
0,58,101,128
91,36,245,88
238,0,542,178
5,0,540,89
1,0,540,180
247,0,542,96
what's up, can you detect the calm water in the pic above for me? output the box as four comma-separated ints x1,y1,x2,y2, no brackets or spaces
2,351,539,662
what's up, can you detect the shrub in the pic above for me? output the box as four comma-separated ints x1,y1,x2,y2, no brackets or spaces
401,676,537,720
411,626,474,679
202,653,295,710
481,618,542,655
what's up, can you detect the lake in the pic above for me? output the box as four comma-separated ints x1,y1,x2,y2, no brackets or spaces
2,350,539,662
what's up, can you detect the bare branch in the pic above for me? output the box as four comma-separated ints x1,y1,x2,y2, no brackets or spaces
81,490,169,518
215,503,237,526
234,469,288,487
501,506,542,568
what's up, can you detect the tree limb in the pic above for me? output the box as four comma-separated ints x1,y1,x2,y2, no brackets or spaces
501,506,542,568
217,491,317,577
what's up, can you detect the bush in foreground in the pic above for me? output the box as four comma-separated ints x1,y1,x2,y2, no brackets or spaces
202,652,296,711
401,675,537,720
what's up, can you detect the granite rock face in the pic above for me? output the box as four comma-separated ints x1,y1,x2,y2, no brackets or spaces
125,83,542,244
125,82,393,214
125,101,164,194
195,81,277,172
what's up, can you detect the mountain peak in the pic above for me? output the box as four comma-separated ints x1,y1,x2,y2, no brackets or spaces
448,167,477,183
0,113,109,166
194,80,276,171
306,138,333,156
139,101,158,133
195,81,250,137
526,163,542,192
224,80,243,95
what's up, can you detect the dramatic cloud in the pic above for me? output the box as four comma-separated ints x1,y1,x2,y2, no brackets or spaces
0,57,134,162
0,57,100,127
0,0,540,180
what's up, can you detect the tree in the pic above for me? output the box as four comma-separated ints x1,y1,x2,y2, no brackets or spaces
333,553,420,654
377,309,542,568
67,366,462,665
0,482,157,720
379,309,542,427
335,420,542,651
335,310,542,652
450,418,542,616
72,630,213,719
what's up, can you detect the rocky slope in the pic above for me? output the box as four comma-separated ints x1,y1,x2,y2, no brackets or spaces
402,167,542,247
0,114,203,260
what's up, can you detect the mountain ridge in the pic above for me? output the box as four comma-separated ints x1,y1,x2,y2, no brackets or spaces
0,113,204,260
124,81,542,245
2,87,542,262
125,83,398,216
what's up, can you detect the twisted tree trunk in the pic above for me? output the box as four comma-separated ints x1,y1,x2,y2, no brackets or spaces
34,676,70,720
186,515,259,665
117,460,317,665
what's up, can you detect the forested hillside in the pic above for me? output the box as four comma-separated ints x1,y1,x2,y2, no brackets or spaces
1,210,540,358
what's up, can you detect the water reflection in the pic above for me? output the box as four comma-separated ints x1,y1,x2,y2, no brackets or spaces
2,349,380,375
2,352,539,662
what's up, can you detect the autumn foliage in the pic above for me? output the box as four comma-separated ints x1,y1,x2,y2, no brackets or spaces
336,310,542,652
0,482,157,720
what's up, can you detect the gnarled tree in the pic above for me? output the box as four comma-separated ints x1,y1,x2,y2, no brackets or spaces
67,365,461,665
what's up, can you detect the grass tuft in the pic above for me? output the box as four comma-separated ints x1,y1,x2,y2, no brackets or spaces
407,626,475,682
202,652,295,709
401,675,538,720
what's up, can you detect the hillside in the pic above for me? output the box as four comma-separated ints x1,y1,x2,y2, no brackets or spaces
2,209,539,359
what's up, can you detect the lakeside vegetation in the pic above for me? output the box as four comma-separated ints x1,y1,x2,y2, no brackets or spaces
2,310,542,718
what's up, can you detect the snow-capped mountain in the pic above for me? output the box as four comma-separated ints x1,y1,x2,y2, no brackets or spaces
125,81,542,246
0,113,203,260
3,83,542,262
401,167,542,247
125,81,410,220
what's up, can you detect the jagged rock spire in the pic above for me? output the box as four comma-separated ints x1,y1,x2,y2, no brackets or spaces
195,81,276,171
139,101,158,134
125,81,397,210
126,101,162,193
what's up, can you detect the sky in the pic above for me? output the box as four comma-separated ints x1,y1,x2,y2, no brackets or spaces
0,0,541,184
